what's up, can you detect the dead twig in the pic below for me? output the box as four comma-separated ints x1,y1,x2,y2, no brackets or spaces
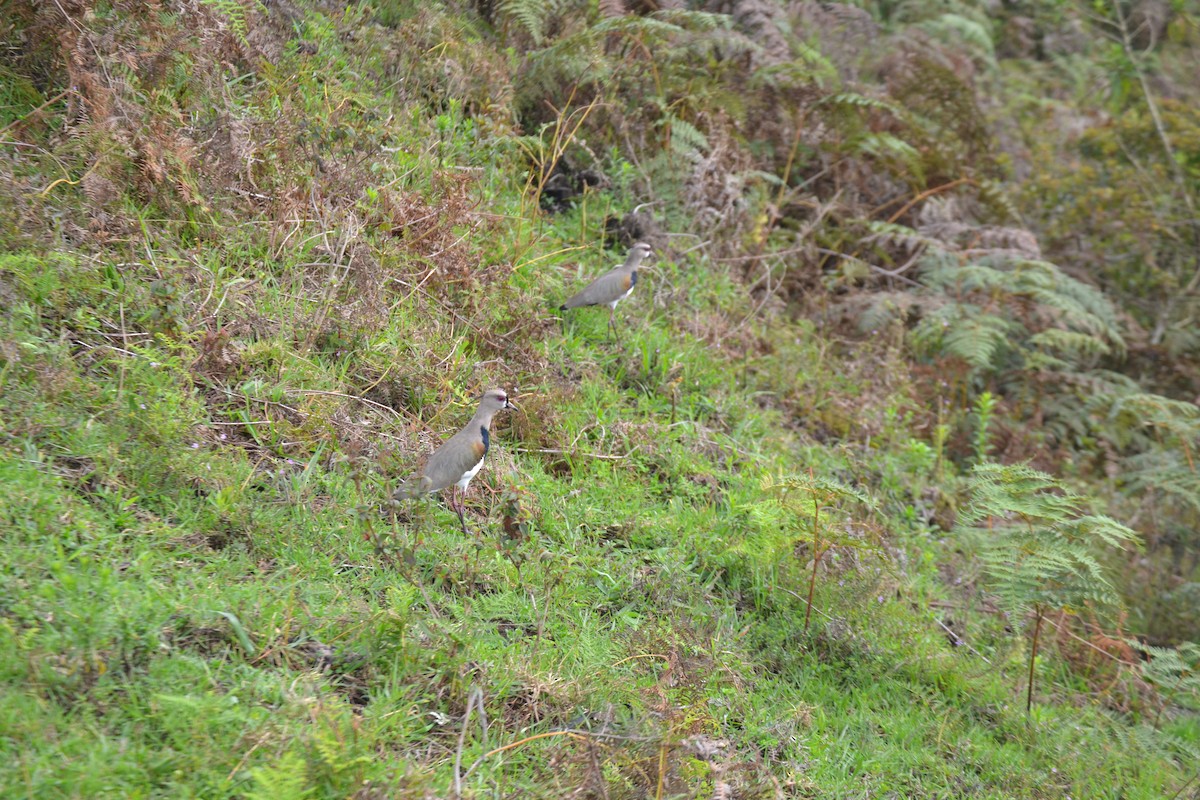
453,685,488,799
510,447,639,461
0,90,69,139
389,277,515,354
814,248,922,288
461,728,658,783
870,176,975,224
282,388,417,423
1041,614,1141,668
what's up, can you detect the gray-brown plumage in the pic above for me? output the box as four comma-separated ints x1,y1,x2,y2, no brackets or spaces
560,242,653,341
393,388,516,533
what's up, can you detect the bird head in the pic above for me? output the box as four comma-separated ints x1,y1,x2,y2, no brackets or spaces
479,388,518,414
628,242,653,267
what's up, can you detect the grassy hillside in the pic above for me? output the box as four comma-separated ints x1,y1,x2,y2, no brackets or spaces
2,1,1198,797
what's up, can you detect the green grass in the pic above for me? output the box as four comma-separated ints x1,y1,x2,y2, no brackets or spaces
0,1,1197,797
1,234,1192,798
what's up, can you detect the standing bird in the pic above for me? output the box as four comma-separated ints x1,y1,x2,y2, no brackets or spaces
393,388,517,534
560,242,653,342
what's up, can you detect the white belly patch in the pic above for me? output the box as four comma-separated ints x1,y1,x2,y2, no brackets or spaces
608,287,634,309
456,458,484,490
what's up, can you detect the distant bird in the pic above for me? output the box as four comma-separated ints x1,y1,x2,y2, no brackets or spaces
393,388,517,534
560,242,653,341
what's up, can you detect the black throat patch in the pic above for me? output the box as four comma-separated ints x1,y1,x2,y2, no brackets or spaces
480,425,490,455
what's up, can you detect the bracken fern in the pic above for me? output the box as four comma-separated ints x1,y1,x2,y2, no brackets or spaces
757,472,879,633
897,252,1126,394
958,463,1140,713
198,0,252,43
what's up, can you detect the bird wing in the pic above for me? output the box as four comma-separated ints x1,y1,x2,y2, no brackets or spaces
418,426,488,492
562,267,631,309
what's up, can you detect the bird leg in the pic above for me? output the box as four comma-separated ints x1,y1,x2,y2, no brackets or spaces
608,307,620,344
413,497,426,549
453,487,469,536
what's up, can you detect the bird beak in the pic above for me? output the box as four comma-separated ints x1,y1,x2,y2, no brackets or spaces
505,398,519,410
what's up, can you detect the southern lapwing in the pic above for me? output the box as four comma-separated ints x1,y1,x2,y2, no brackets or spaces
393,388,517,534
560,242,653,341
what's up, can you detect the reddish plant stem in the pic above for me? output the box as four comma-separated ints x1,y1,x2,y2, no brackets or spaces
805,484,821,634
1027,606,1044,717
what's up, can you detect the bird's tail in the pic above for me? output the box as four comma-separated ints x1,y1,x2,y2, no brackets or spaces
392,475,432,502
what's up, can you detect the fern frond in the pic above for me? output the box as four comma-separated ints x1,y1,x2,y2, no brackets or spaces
979,535,1117,614
751,473,882,569
1023,350,1072,373
858,291,920,335
1130,640,1200,712
1123,450,1200,515
916,13,996,65
761,473,877,516
976,177,1020,223
500,0,550,44
911,253,1125,375
862,221,942,254
199,0,251,42
821,92,904,116
1010,260,1125,355
751,56,836,90
959,462,1081,528
247,752,311,800
590,14,687,40
791,40,838,85
518,34,607,101
912,306,1014,370
1058,515,1140,550
598,0,626,18
855,132,925,184
957,463,1139,621
1108,392,1200,442
664,113,709,157
1028,329,1112,360
649,9,729,32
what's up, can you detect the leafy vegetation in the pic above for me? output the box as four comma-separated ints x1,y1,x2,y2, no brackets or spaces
1,0,1198,797
957,463,1140,714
